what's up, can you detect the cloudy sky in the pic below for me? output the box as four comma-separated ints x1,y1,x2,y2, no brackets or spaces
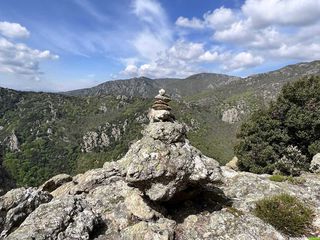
0,0,320,91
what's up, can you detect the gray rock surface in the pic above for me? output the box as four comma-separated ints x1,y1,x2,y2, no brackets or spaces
0,188,52,238
175,210,285,240
123,121,222,201
310,153,320,173
6,195,100,240
39,173,72,192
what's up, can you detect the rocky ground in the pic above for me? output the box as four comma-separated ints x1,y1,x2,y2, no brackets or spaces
1,99,319,239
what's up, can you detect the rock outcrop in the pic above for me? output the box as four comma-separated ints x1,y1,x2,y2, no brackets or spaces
1,90,319,239
310,153,320,173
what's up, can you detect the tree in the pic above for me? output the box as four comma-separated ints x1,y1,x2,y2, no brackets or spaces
235,76,320,175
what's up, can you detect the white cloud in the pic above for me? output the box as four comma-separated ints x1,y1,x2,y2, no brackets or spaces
176,17,204,29
0,22,30,39
224,52,264,71
123,64,138,76
167,41,204,60
199,51,219,62
0,36,58,80
176,7,237,30
242,0,320,27
132,0,172,60
204,7,237,30
214,20,252,43
272,43,320,60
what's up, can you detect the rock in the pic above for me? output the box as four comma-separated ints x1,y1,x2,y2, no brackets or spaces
124,121,222,202
175,210,285,240
222,108,240,124
6,132,19,152
82,131,99,152
149,89,175,123
220,166,320,232
3,92,320,239
310,153,320,173
225,156,239,171
0,188,52,238
124,189,161,220
121,218,176,240
39,174,73,192
6,196,101,240
148,109,175,123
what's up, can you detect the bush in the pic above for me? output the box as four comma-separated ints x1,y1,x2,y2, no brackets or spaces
235,76,320,175
276,145,308,176
269,175,305,184
254,194,314,236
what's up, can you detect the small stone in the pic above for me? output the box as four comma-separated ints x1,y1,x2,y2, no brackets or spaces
154,100,169,105
226,156,239,171
152,104,172,111
154,95,171,103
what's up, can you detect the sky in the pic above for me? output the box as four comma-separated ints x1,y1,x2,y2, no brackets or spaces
0,0,320,92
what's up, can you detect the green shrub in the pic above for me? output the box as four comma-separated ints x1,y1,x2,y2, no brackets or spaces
269,175,305,184
236,76,320,175
254,194,314,236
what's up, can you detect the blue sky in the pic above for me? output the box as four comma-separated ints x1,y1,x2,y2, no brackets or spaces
0,0,320,91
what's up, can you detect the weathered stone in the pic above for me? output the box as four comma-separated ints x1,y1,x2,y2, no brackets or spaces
310,153,320,173
220,166,320,233
6,132,19,152
124,121,222,201
225,156,239,171
175,210,285,240
0,188,52,238
39,174,72,192
148,109,175,123
222,108,240,124
6,196,100,240
152,104,172,111
121,218,176,240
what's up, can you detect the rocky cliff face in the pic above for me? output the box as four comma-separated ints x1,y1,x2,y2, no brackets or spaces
1,91,319,239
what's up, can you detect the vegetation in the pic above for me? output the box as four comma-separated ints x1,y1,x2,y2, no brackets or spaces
236,76,320,175
1,63,319,188
269,175,305,184
254,194,314,236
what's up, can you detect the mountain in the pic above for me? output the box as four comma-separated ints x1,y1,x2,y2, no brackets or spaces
65,73,240,98
0,60,320,192
1,112,319,239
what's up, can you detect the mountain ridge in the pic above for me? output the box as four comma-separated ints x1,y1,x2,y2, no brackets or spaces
0,60,320,192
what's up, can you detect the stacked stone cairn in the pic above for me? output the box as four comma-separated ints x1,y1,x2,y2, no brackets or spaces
148,89,175,122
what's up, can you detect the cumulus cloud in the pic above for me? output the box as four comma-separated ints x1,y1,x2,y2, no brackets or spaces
0,21,30,38
242,0,320,27
0,22,58,80
224,52,264,71
175,0,320,69
122,39,263,77
204,7,237,30
176,17,204,29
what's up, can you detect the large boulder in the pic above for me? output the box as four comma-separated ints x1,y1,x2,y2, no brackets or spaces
6,195,101,240
310,153,320,173
39,173,72,192
0,188,52,238
123,121,222,202
175,210,285,240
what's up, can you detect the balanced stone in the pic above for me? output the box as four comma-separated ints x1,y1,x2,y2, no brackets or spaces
152,104,172,111
148,89,175,123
